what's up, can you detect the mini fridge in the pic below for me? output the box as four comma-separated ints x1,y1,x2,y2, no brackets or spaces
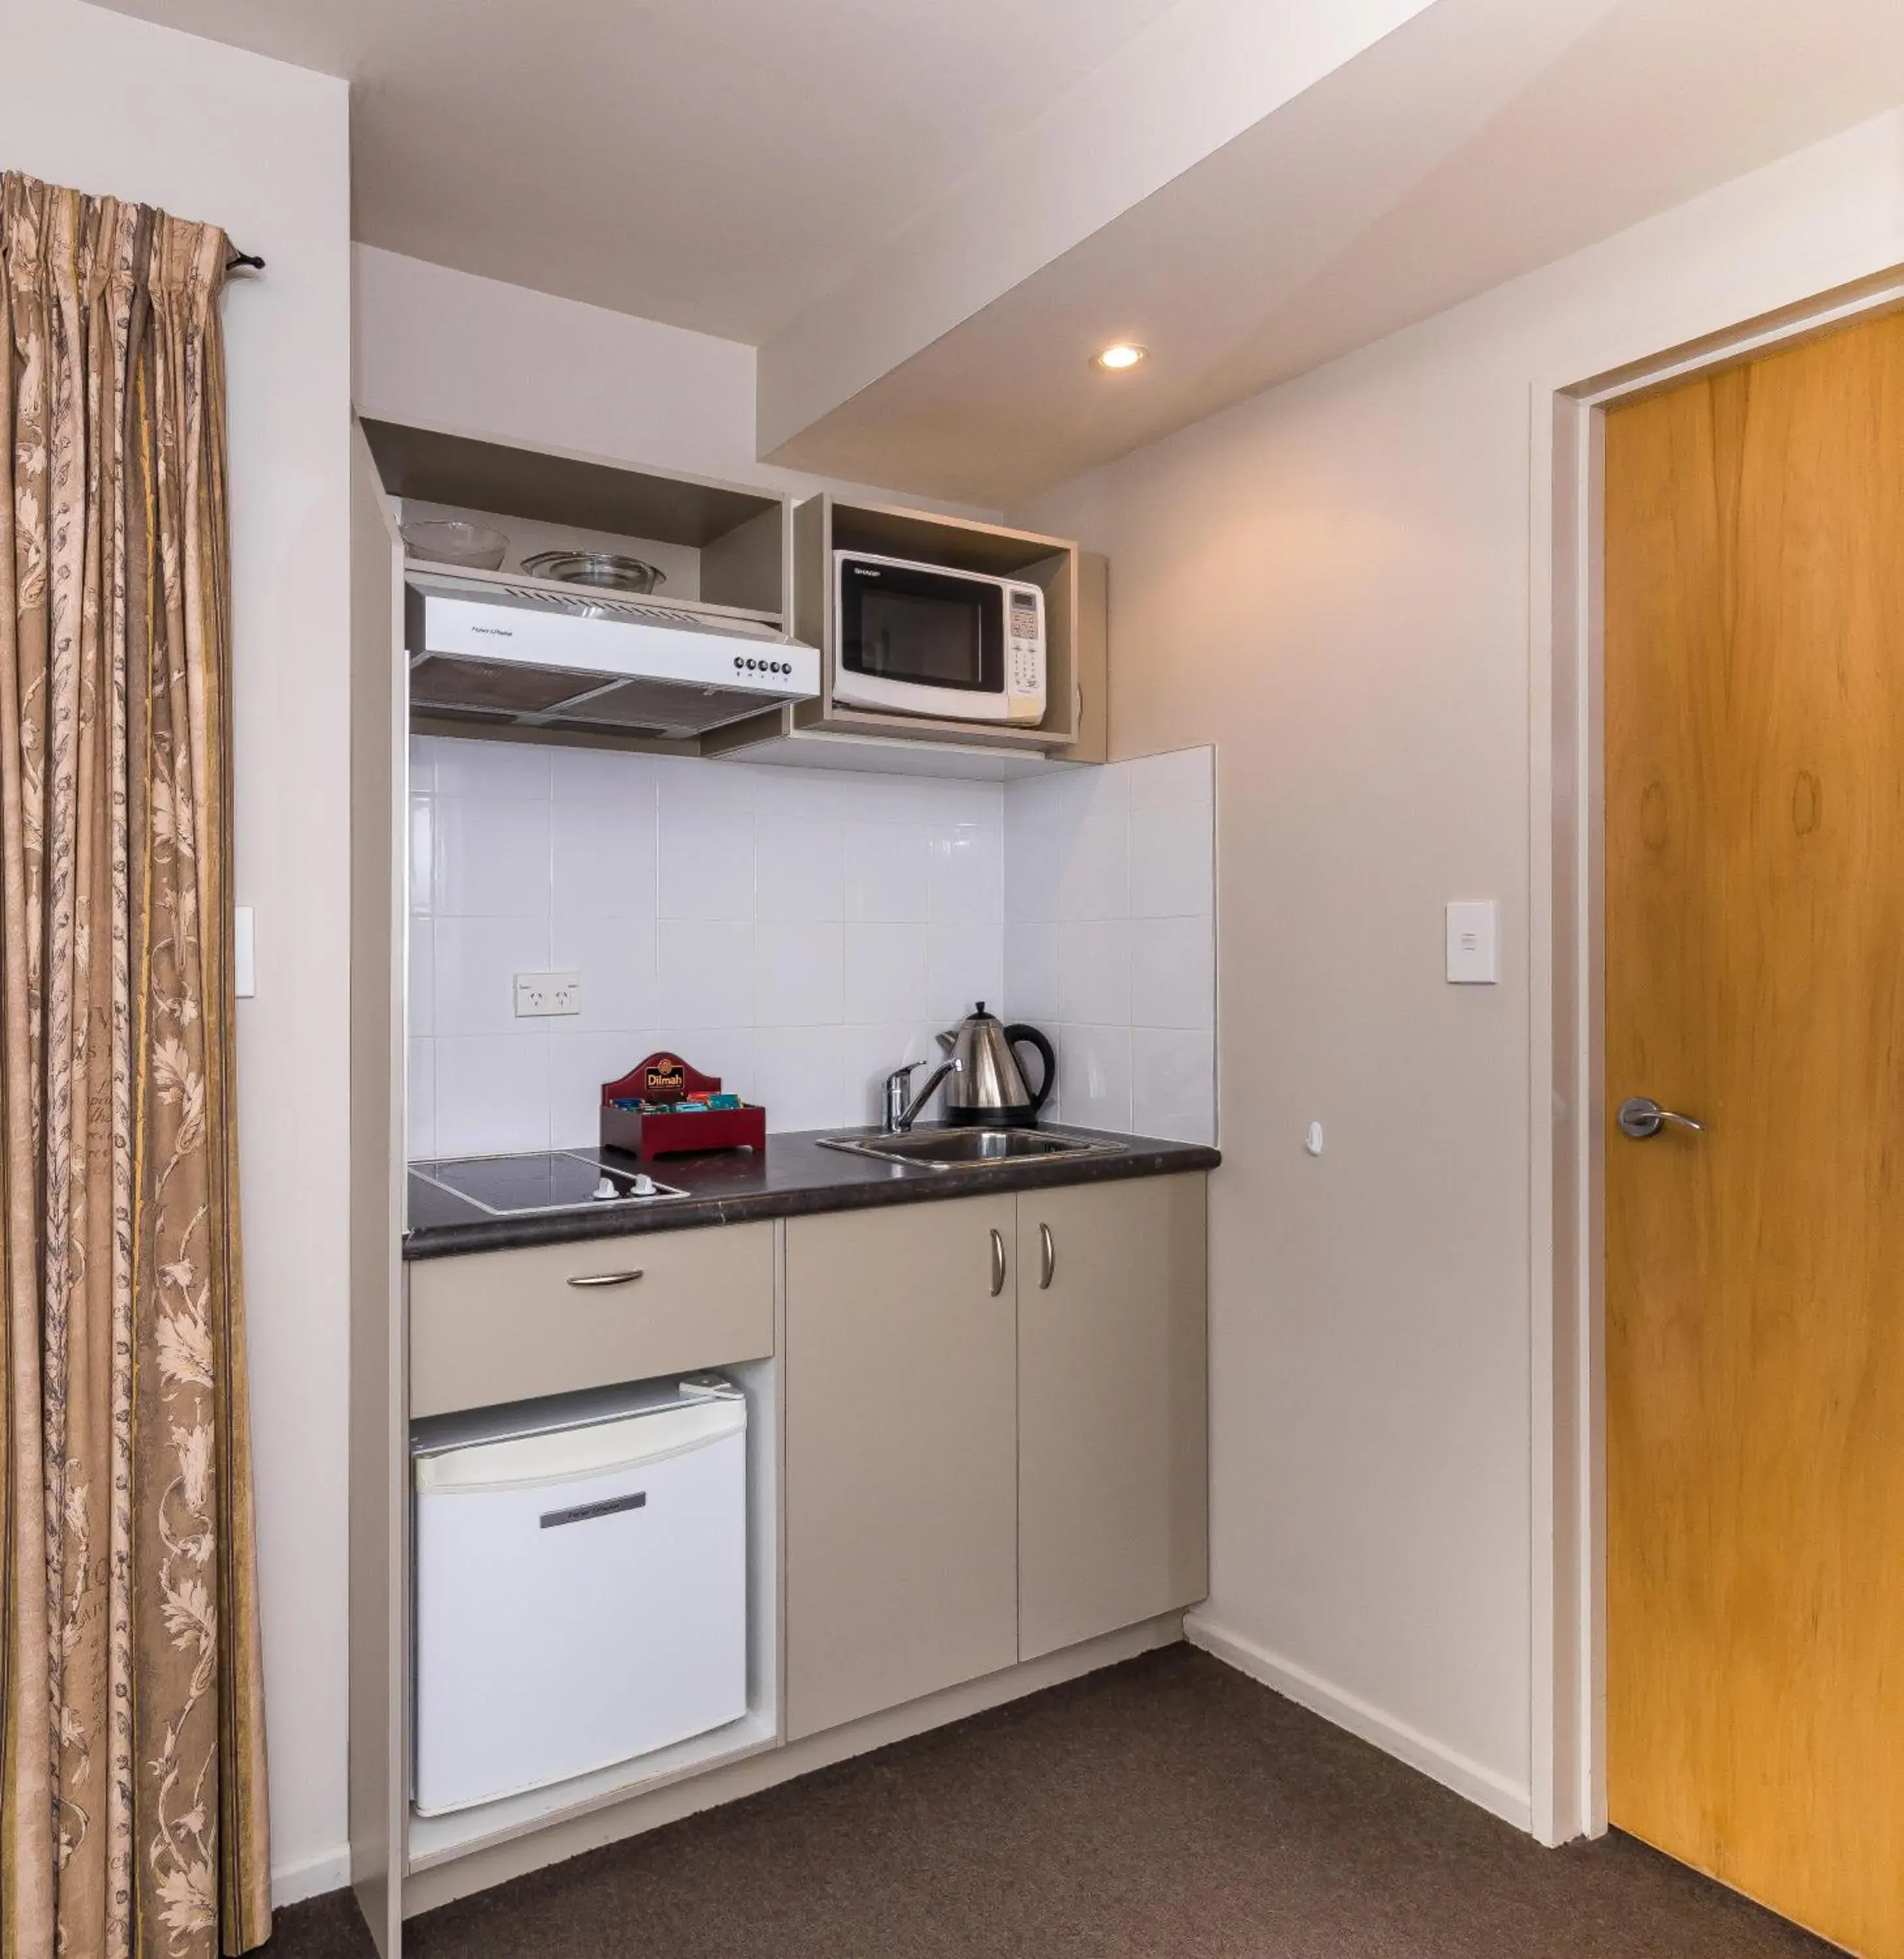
411,1376,748,1816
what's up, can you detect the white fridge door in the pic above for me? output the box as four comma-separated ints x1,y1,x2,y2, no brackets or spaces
414,1399,748,1815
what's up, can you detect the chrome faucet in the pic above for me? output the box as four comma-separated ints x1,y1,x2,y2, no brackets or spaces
882,1057,962,1134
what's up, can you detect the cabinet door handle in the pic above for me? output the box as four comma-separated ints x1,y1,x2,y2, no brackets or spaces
989,1228,1007,1298
1038,1222,1055,1290
565,1269,644,1289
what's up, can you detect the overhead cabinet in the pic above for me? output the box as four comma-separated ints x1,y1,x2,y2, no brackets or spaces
358,413,1104,772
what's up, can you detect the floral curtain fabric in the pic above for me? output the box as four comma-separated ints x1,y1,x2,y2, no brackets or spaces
0,174,270,1958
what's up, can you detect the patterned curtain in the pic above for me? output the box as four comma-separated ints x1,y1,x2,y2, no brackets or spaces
0,175,270,1957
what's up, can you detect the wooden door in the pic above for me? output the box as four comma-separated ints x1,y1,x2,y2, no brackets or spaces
1604,309,1904,1955
1017,1176,1208,1661
784,1196,1019,1740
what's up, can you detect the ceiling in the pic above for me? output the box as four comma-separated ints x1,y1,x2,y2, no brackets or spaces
86,0,1187,342
90,0,1904,504
760,0,1904,502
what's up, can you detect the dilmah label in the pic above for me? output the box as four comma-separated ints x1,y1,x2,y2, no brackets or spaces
644,1061,687,1100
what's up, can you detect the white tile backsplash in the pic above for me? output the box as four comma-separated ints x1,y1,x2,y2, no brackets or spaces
1003,921,1061,1024
927,920,1005,1024
434,1031,550,1156
754,921,846,1026
410,736,1009,1150
755,816,845,922
435,795,552,917
407,735,1215,1154
1058,918,1132,1026
843,923,931,1024
1126,745,1214,812
1056,769,1131,921
551,794,658,918
658,803,755,920
1059,1023,1133,1132
1130,804,1215,919
434,915,550,1036
550,912,658,1031
548,1030,648,1150
1130,1027,1216,1145
658,919,757,1028
753,1026,847,1132
1004,745,1216,1144
928,825,1004,923
844,821,932,921
1130,916,1216,1030
407,1040,436,1159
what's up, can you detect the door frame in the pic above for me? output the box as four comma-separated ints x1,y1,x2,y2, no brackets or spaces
1529,264,1904,1848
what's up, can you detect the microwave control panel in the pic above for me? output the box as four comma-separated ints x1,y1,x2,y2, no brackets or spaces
1008,588,1043,713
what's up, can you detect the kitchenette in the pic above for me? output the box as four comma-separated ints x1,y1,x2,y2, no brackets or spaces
347,408,1218,1932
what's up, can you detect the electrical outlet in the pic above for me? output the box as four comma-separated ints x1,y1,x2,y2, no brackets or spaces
514,971,583,1018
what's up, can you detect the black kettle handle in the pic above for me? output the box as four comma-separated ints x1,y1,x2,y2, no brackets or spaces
1004,1025,1056,1114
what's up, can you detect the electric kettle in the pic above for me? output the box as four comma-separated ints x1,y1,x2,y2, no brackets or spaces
935,1004,1056,1128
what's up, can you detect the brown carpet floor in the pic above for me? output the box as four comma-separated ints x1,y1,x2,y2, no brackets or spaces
261,1645,1839,1958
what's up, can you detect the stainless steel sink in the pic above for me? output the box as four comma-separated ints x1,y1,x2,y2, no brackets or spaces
816,1127,1125,1169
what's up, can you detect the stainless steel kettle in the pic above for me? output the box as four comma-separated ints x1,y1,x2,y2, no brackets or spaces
935,1003,1056,1128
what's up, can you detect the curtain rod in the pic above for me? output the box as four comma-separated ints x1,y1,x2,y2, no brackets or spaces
225,250,264,274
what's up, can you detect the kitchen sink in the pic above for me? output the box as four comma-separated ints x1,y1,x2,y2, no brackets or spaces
816,1127,1126,1169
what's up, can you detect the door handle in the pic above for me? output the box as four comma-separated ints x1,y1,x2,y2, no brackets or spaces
565,1269,645,1288
1616,1096,1704,1140
1038,1222,1055,1290
989,1228,1007,1297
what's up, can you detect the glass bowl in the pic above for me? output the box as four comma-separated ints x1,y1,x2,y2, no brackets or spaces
400,520,509,571
520,550,667,595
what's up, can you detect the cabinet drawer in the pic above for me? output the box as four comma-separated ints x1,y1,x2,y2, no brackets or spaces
407,1223,774,1417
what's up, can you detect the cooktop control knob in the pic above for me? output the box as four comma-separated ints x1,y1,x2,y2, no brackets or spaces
592,1176,617,1201
631,1173,658,1197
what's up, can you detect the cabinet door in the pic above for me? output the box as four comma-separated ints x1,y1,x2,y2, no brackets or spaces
1017,1174,1208,1660
785,1194,1019,1740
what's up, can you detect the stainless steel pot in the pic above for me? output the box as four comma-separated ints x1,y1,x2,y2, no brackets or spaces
934,1004,1056,1128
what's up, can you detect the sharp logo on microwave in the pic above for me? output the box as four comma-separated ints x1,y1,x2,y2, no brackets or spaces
851,566,880,577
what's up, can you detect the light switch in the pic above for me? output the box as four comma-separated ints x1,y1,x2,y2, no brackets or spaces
1445,900,1498,984
234,906,256,998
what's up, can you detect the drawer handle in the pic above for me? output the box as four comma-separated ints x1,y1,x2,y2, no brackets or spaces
990,1228,1007,1298
565,1269,645,1289
1038,1222,1055,1290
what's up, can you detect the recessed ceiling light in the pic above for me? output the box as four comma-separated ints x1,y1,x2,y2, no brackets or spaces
1094,343,1147,372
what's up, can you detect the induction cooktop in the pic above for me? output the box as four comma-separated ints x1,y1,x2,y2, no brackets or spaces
409,1149,686,1217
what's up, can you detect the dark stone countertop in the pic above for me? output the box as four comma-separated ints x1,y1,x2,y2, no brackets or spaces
404,1126,1220,1261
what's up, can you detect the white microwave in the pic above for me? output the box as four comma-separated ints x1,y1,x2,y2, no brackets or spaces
832,550,1045,725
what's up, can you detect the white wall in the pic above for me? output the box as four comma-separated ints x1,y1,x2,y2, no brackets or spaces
1,0,353,1905
1012,105,1904,1829
353,244,995,518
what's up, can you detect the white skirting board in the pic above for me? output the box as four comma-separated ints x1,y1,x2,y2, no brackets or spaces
272,1844,353,1909
1183,1612,1534,1832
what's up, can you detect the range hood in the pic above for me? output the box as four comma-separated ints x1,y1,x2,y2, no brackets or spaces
405,571,819,741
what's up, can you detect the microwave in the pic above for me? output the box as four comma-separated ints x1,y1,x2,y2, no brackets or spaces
832,550,1045,725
